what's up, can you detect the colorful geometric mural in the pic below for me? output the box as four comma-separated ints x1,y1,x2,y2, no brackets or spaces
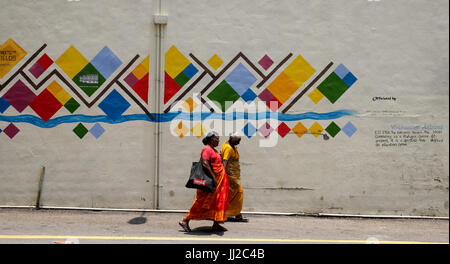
0,40,358,142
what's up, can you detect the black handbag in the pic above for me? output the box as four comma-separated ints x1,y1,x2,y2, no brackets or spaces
185,159,216,193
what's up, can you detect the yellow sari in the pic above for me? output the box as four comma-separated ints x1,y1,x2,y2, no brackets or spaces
221,142,243,217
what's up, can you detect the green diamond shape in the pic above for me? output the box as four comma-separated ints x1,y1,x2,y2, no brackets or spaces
207,80,240,112
325,121,341,138
317,72,349,104
174,71,190,88
73,123,88,139
64,98,80,113
72,63,106,97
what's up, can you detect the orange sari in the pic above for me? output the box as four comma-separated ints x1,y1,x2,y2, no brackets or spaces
185,145,229,222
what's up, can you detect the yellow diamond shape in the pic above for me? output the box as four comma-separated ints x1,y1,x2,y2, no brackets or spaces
173,121,189,138
292,122,307,138
165,46,190,79
309,122,324,138
308,88,324,104
140,55,150,72
182,97,198,113
283,55,315,87
208,54,223,71
47,81,71,105
132,64,148,80
0,38,27,78
191,122,206,139
55,46,89,79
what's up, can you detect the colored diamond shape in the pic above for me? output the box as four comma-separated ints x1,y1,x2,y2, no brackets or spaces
259,122,274,138
317,72,350,104
3,123,20,139
266,72,299,104
277,122,291,138
333,64,350,79
98,89,131,120
224,63,257,96
182,63,199,79
241,88,257,104
258,88,275,102
124,72,139,87
90,46,122,79
207,80,240,112
139,56,150,72
0,38,27,78
72,63,106,97
28,63,46,78
165,46,191,79
164,72,181,104
242,122,257,138
191,122,207,138
309,122,324,138
292,122,307,138
3,80,36,113
0,97,10,113
265,98,282,112
342,72,357,87
308,88,325,104
64,98,80,113
36,53,53,69
90,123,105,139
174,71,190,87
47,81,71,105
258,54,274,71
132,73,149,104
208,54,223,71
29,89,63,122
182,97,198,112
131,64,148,80
325,122,341,138
55,46,89,79
173,121,189,138
283,54,316,87
342,122,357,137
73,123,88,139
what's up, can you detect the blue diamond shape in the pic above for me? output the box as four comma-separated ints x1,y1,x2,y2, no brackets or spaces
342,72,357,87
334,64,350,79
182,63,199,79
0,97,11,113
342,121,357,137
91,46,123,79
225,63,257,96
98,89,131,120
90,123,105,139
242,122,257,138
241,89,257,104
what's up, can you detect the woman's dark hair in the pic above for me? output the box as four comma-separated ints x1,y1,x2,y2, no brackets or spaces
202,131,218,145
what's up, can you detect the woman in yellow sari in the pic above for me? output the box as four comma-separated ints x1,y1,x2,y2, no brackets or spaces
221,134,248,222
179,132,230,232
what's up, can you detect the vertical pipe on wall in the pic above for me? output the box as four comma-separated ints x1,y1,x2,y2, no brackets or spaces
153,0,167,209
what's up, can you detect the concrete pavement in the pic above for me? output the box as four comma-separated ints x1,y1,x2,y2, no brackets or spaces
0,208,448,244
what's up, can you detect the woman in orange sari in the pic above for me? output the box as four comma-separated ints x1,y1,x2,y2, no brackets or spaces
179,132,229,232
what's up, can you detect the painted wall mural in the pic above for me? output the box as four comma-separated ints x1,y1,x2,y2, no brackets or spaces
0,39,357,143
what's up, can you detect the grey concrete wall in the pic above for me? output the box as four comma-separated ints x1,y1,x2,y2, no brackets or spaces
0,0,448,216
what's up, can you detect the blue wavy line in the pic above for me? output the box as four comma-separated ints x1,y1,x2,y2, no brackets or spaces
0,110,357,128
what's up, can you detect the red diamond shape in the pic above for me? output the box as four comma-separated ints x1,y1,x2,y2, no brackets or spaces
164,72,181,104
265,97,282,112
3,123,20,139
277,122,291,138
132,73,149,104
29,89,62,122
37,53,53,69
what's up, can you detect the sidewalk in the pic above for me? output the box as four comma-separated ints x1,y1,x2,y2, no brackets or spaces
0,208,448,244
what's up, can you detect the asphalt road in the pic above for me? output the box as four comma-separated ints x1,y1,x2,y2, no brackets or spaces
0,208,448,244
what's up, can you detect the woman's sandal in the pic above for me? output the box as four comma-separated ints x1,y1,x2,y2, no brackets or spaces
211,224,228,232
178,221,191,232
227,216,249,222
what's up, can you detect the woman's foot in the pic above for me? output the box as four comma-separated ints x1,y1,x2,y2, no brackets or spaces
179,219,191,232
227,214,249,222
212,222,227,232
